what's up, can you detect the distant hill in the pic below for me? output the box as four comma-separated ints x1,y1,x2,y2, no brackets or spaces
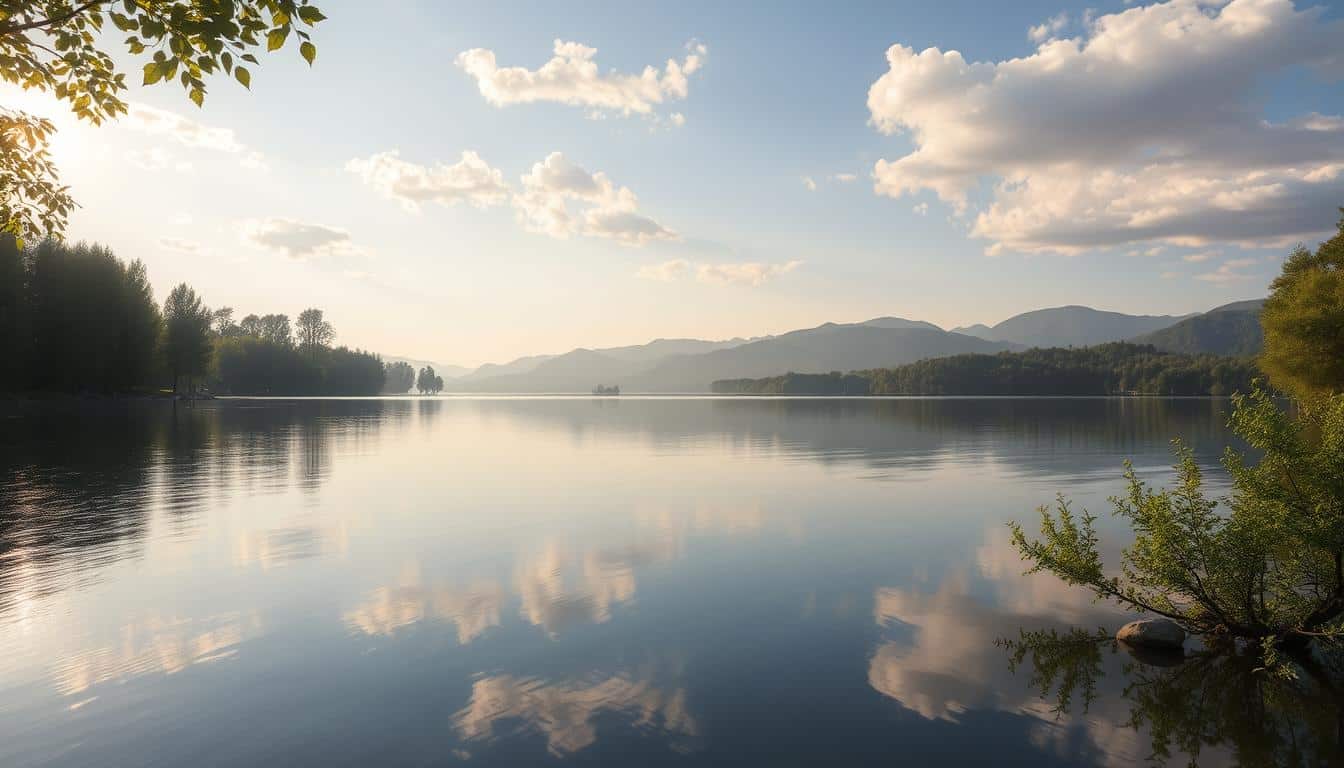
623,323,1010,393
713,343,1256,397
1130,299,1264,356
383,356,470,379
453,319,1008,393
952,306,1192,348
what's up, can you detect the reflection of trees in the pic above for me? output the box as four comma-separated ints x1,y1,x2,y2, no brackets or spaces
1000,631,1344,766
464,397,1236,479
0,400,406,620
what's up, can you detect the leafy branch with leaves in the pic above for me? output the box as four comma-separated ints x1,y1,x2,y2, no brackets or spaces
0,0,326,243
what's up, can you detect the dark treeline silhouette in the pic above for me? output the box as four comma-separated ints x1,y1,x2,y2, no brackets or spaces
2,237,161,393
712,343,1257,396
382,361,415,394
1,237,389,396
416,365,444,395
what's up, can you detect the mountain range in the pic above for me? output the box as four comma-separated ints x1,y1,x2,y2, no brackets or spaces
1131,299,1264,357
429,301,1264,393
951,306,1196,347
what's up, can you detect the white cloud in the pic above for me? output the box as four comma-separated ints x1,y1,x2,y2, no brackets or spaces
867,0,1344,255
1028,12,1069,42
637,259,691,281
514,152,675,245
912,202,929,216
456,39,707,121
241,218,358,259
123,102,265,170
637,259,802,286
696,260,802,286
801,176,818,191
1196,256,1258,282
669,112,687,128
159,237,199,254
1182,249,1220,262
126,147,192,173
346,150,510,211
831,173,859,183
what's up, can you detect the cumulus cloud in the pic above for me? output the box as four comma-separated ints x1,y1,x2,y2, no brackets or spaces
1027,12,1068,42
637,259,801,286
456,39,707,121
515,152,676,245
1196,257,1258,282
866,0,1344,255
696,260,802,286
637,259,690,281
801,176,818,191
241,218,358,259
123,102,266,170
346,150,510,210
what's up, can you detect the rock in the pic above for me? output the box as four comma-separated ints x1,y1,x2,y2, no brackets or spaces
1116,618,1185,649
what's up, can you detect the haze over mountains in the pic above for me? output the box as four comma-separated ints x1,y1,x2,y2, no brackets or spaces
427,302,1264,393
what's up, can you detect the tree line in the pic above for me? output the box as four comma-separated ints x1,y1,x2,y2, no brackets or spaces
711,343,1258,396
0,237,434,397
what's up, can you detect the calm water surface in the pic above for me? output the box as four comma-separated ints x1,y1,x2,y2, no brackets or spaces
0,398,1326,766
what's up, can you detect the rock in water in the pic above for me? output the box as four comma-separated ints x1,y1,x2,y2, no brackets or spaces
1116,618,1185,649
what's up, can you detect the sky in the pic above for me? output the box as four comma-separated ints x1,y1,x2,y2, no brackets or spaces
13,0,1344,367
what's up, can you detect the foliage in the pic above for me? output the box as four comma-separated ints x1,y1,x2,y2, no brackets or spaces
416,365,443,395
295,306,333,353
0,0,326,243
0,236,387,396
210,315,382,395
1,235,160,392
1260,211,1344,399
1000,630,1344,767
712,343,1257,396
162,281,211,391
382,360,414,394
1010,387,1344,652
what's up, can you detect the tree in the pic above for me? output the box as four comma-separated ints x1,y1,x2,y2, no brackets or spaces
0,1,327,244
1260,211,1344,399
416,365,443,395
295,307,333,354
162,282,211,394
211,306,237,336
1011,217,1344,666
258,313,290,346
238,313,262,337
382,361,414,394
5,238,161,392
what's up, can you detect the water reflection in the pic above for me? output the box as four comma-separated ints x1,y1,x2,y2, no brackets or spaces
456,670,697,757
0,397,1303,766
344,562,504,644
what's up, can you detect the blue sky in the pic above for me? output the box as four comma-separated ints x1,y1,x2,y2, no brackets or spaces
22,0,1344,365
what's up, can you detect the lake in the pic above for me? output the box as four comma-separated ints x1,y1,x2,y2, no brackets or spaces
0,397,1329,766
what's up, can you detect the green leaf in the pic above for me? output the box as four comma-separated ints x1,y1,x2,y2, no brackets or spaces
189,88,204,107
142,62,163,85
234,66,251,89
297,6,327,24
300,41,316,65
266,27,289,51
